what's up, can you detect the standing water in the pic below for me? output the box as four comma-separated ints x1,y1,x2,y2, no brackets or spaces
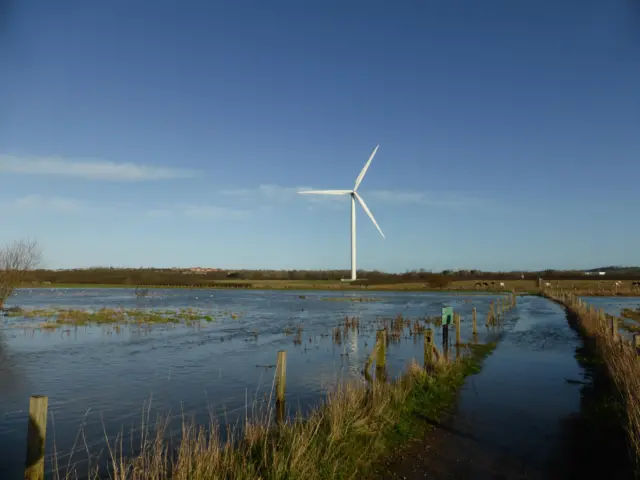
385,295,633,479
1,287,505,478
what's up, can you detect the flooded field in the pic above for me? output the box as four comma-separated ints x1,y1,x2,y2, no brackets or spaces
0,288,508,478
582,295,640,317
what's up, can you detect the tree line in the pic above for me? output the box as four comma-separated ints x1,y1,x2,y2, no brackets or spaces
19,267,640,287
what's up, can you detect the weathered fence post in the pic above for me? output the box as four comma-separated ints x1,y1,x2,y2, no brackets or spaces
424,328,433,368
276,351,287,404
472,307,477,335
486,301,494,327
609,317,619,342
25,395,48,480
633,334,640,353
376,329,386,369
455,312,461,346
376,329,387,381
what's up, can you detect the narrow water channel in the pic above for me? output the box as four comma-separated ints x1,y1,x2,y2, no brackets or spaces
384,295,632,479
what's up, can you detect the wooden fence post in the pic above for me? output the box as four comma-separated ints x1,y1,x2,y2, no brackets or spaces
455,312,461,346
634,334,640,353
610,317,619,342
25,395,48,480
376,330,386,369
276,351,287,404
424,328,433,367
486,301,494,327
472,307,477,335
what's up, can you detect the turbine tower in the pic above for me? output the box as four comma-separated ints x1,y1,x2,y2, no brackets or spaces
298,145,385,282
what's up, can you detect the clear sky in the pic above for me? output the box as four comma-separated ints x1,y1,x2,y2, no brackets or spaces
1,1,639,272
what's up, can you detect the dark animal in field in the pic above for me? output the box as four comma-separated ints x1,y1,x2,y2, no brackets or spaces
483,282,489,287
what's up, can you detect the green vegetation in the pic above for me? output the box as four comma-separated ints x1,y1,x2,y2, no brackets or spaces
62,343,496,479
6,307,234,328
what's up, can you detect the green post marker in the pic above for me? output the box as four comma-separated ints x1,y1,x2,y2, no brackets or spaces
441,306,454,326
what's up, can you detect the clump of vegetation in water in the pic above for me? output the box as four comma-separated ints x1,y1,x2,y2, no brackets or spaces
321,296,382,302
10,306,224,328
620,308,640,323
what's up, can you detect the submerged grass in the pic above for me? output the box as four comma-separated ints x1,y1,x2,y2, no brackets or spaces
9,307,220,327
57,343,496,480
621,308,640,323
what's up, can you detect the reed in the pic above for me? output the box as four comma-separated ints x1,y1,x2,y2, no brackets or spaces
54,343,495,480
545,289,640,469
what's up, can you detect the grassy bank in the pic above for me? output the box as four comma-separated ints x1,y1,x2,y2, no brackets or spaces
544,289,640,475
59,343,496,480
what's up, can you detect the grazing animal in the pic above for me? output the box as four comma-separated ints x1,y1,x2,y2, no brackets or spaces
483,282,489,287
545,282,551,287
499,282,505,288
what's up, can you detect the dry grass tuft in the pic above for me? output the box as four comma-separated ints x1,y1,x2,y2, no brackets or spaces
545,289,640,467
54,348,485,480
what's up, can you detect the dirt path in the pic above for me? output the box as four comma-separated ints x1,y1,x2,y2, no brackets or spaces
378,295,633,479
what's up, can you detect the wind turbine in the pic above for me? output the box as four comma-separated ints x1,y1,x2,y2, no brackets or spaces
298,145,385,282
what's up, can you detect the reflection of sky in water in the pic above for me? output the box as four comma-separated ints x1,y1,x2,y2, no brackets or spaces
581,295,640,317
0,287,515,478
453,296,585,472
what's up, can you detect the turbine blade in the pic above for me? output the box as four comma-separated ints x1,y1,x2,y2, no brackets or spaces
354,192,385,239
297,190,352,195
353,145,379,191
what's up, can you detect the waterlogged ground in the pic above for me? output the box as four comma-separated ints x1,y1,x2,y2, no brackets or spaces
582,295,640,317
382,295,633,479
582,296,640,336
0,288,508,478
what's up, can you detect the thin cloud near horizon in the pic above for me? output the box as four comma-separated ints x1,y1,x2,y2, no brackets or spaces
0,154,198,181
219,184,490,209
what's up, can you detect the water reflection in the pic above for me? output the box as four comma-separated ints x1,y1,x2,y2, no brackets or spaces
0,288,514,478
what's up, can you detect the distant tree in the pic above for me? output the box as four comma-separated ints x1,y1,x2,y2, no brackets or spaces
0,239,41,308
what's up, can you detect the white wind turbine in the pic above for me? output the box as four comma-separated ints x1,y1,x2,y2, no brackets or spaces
298,145,385,282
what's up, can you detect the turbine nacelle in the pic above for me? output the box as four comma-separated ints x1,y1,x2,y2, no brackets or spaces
297,145,384,239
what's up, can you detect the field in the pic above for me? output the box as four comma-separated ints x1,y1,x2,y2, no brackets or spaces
26,278,640,296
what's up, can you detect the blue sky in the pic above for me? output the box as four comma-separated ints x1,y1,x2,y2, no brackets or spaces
1,1,639,272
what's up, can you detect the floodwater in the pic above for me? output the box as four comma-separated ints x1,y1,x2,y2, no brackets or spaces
383,295,634,479
582,295,640,317
0,288,506,478
451,296,585,475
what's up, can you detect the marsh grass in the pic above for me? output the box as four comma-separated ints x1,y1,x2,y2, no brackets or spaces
546,289,640,471
53,344,495,480
621,308,640,323
8,306,226,329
